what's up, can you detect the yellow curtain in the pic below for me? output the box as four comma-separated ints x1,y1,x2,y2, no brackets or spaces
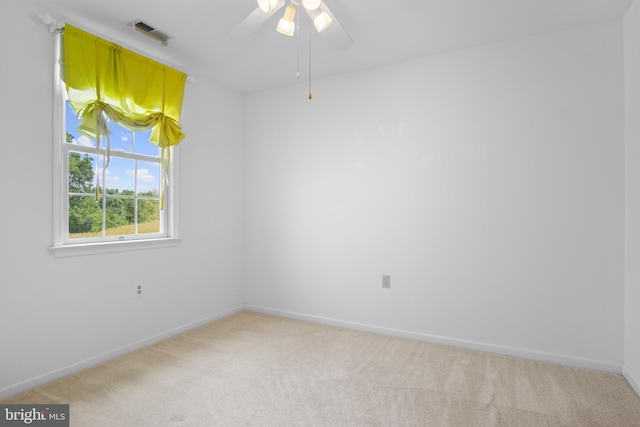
63,25,186,206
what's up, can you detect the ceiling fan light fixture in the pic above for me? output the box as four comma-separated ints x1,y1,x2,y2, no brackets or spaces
276,5,296,36
257,0,279,12
302,0,322,11
309,9,332,33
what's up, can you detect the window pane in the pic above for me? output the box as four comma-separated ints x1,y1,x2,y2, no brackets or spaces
104,157,135,194
137,161,161,196
105,197,135,236
65,101,95,148
109,121,133,153
68,195,102,238
138,199,161,234
68,152,97,194
134,129,159,156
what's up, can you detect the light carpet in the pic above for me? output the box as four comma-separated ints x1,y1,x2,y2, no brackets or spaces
3,311,640,426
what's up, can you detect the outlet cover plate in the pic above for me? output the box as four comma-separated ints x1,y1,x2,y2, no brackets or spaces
133,281,144,298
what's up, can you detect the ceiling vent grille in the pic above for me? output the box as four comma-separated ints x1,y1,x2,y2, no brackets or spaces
130,20,171,46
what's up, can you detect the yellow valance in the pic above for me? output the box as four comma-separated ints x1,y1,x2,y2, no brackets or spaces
63,25,186,206
64,25,186,147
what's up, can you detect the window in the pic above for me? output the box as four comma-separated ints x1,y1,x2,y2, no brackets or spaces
51,25,186,256
64,101,166,243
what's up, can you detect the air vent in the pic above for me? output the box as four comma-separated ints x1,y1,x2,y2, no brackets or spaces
130,20,172,46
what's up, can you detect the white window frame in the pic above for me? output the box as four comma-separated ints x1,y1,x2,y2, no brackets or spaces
50,30,181,258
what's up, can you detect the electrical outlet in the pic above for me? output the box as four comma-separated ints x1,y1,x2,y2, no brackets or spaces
382,275,391,289
133,282,144,298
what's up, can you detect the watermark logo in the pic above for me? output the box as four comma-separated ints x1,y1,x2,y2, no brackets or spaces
0,405,68,426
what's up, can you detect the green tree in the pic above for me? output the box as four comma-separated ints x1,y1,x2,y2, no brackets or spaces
103,189,130,229
67,132,102,233
66,132,160,235
68,152,95,193
137,199,158,223
69,196,102,233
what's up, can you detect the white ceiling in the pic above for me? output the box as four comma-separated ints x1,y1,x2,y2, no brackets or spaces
38,0,633,93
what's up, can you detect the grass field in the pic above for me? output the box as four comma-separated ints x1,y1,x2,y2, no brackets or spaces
69,220,160,239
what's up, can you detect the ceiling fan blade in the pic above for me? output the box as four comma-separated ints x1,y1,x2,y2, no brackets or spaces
318,2,353,50
231,0,285,38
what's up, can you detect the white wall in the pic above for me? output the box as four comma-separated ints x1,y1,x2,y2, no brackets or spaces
0,0,632,400
243,21,625,370
625,0,640,396
0,1,244,398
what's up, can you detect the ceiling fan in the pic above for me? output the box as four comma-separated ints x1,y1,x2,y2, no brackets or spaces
233,0,353,51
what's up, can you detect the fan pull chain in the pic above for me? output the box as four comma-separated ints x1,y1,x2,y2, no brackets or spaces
296,12,300,79
308,16,312,100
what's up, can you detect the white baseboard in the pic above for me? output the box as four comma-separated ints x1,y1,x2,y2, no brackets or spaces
3,304,629,400
0,305,244,400
245,305,623,374
623,365,640,398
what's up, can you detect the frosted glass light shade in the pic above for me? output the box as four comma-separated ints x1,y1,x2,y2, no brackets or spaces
276,5,296,36
311,10,332,32
302,0,322,11
257,0,279,12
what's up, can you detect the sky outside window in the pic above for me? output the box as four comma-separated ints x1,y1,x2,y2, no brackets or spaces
66,102,161,195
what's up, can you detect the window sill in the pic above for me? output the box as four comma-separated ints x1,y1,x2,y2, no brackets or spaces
50,237,183,258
